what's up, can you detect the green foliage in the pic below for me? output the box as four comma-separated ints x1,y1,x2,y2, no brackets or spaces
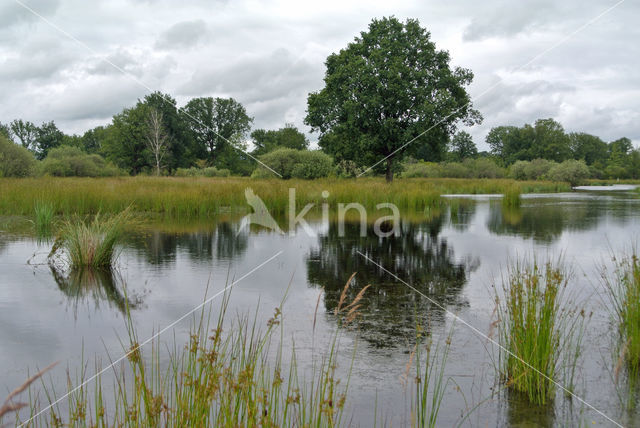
254,148,333,179
0,134,37,177
41,145,122,177
546,159,590,186
502,186,521,208
8,119,37,150
510,159,556,181
251,123,309,156
448,130,477,161
334,159,368,178
305,16,480,181
174,166,231,177
34,120,65,160
181,96,253,171
569,132,608,165
401,158,504,179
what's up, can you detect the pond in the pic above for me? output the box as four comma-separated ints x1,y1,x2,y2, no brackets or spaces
1,186,639,426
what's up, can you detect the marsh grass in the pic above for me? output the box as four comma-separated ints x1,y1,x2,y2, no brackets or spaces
32,202,55,238
502,186,522,208
497,258,585,405
18,282,359,427
0,177,570,217
603,251,640,383
409,330,453,428
50,209,132,269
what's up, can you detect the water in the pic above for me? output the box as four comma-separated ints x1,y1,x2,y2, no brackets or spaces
1,187,639,426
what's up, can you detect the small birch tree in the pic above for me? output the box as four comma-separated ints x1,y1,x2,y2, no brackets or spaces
146,109,168,175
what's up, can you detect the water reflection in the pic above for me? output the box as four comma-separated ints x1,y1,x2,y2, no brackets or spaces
50,266,141,316
306,218,478,348
126,222,248,266
487,194,640,243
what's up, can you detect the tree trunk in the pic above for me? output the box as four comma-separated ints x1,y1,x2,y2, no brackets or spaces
385,158,393,183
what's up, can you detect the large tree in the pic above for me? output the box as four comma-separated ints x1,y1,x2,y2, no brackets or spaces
305,16,481,182
181,97,252,168
448,130,477,161
103,104,150,174
9,119,38,151
34,121,65,160
251,123,309,156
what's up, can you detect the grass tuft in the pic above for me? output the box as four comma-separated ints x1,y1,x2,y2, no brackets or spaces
496,258,584,405
33,201,55,238
502,186,522,208
604,251,640,375
51,209,131,269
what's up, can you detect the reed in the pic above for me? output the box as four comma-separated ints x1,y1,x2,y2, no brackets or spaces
496,258,584,405
502,186,522,208
33,201,55,238
603,252,640,375
50,210,131,268
0,177,570,218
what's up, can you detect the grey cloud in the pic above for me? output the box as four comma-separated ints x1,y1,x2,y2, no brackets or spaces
155,20,208,50
0,0,60,27
87,50,143,76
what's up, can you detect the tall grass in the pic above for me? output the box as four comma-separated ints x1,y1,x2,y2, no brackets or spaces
603,252,640,376
0,177,571,218
32,202,54,238
496,258,584,405
502,186,521,208
410,331,453,427
50,210,131,268
17,288,355,427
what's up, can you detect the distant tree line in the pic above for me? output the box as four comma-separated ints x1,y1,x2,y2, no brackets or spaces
0,17,637,182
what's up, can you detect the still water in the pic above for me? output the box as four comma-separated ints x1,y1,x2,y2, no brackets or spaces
1,187,639,426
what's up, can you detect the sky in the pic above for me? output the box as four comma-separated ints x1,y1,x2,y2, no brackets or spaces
0,0,638,151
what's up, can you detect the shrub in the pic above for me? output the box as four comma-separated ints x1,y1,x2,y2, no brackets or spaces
254,148,333,179
0,135,36,177
41,145,122,177
440,162,470,178
402,162,442,178
546,159,590,186
524,158,555,180
335,159,365,178
175,167,231,177
509,160,529,180
464,158,505,178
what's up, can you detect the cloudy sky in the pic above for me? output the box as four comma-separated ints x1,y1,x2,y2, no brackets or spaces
0,0,638,150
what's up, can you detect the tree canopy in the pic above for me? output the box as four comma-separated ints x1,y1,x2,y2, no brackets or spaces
305,16,481,181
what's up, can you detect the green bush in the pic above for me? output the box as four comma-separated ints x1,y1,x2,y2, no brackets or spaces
175,167,231,177
335,159,366,178
253,148,333,179
402,162,442,178
525,159,556,180
464,158,505,178
546,159,590,186
510,159,556,181
0,135,36,177
41,146,122,177
509,160,529,180
440,162,471,178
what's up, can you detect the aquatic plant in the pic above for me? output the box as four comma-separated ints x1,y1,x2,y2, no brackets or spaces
50,210,131,268
502,186,521,208
17,284,355,427
604,251,640,375
33,201,55,238
496,258,584,405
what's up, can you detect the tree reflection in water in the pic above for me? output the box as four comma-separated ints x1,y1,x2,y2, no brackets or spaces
306,217,478,348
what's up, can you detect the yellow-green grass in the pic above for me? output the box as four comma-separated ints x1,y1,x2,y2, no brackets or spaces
0,177,571,218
